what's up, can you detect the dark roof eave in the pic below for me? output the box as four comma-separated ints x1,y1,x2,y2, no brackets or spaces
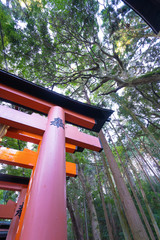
0,173,29,185
122,0,160,34
0,69,113,132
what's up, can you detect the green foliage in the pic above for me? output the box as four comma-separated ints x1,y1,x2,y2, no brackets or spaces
0,1,160,239
0,136,31,204
0,190,18,204
1,137,27,150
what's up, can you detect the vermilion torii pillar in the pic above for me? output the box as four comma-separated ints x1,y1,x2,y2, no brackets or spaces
19,106,67,240
7,189,27,240
0,69,113,239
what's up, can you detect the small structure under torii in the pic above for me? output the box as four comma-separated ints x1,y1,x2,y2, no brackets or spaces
0,69,113,240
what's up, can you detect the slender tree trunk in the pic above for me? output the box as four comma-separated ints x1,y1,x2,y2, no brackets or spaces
100,153,132,240
72,198,84,239
110,126,160,239
94,155,114,240
83,198,89,240
67,197,84,240
78,165,102,240
117,122,160,183
0,22,8,71
70,179,85,239
108,203,119,240
110,122,158,196
129,158,160,240
83,90,141,239
128,147,159,194
99,130,149,240
113,95,160,151
125,169,156,240
139,138,160,169
107,129,155,240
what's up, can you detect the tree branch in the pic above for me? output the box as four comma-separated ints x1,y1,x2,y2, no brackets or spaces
151,83,160,99
130,71,160,86
100,85,124,96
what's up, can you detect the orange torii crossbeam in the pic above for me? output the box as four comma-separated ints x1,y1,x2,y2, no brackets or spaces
0,69,113,240
0,105,103,152
0,147,78,177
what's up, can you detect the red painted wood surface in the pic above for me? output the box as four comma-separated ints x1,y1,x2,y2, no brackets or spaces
0,181,27,191
6,189,27,240
0,200,17,219
0,147,77,177
0,105,102,151
19,106,67,240
65,125,102,152
15,143,42,240
6,128,42,144
0,83,95,129
6,128,77,153
0,105,46,135
0,147,38,168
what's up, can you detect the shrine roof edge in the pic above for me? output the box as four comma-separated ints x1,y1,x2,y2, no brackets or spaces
0,69,113,132
122,0,160,34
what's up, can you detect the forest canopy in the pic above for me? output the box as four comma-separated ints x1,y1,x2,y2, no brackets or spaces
0,0,160,239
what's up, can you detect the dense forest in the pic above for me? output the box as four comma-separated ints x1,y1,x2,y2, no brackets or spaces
0,0,160,239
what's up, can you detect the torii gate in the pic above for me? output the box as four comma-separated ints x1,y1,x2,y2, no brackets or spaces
0,69,113,240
